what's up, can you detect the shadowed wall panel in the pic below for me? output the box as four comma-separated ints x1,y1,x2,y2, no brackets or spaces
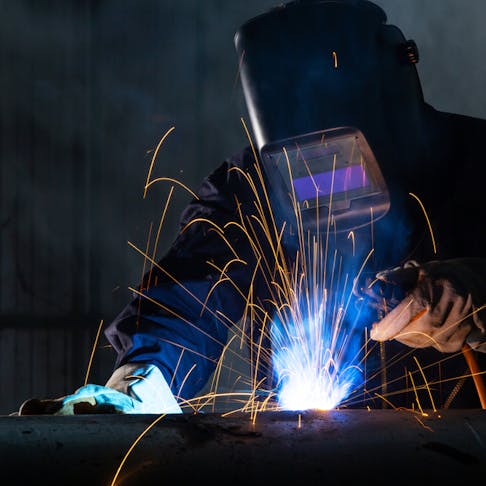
0,324,115,414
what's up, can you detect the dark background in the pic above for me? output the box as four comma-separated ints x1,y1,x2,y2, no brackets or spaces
1,0,485,414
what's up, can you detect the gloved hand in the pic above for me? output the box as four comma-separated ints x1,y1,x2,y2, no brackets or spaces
368,258,486,353
19,363,182,415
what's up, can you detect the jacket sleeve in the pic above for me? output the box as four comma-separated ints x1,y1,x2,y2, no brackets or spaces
104,150,265,401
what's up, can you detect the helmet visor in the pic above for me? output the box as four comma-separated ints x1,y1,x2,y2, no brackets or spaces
261,127,390,232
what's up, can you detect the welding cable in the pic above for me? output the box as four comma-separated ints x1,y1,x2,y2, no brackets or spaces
443,373,467,410
461,343,486,410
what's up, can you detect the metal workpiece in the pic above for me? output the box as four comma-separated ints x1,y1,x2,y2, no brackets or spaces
2,409,486,485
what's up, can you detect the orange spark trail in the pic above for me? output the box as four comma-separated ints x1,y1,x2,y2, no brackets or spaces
83,319,104,386
409,192,437,254
145,177,199,200
110,414,167,486
332,51,338,68
144,127,176,199
413,356,437,412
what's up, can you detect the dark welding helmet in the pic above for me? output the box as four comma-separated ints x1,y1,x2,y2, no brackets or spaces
235,0,425,233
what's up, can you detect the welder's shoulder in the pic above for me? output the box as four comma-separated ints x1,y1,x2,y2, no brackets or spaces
205,146,254,189
224,145,255,171
193,146,254,205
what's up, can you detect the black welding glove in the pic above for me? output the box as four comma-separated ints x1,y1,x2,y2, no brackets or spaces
368,258,486,353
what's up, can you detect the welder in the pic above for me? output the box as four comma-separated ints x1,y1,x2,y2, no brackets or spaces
19,0,486,415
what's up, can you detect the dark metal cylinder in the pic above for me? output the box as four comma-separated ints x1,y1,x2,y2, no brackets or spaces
2,410,486,485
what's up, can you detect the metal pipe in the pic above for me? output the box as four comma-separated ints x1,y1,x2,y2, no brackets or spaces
2,409,486,485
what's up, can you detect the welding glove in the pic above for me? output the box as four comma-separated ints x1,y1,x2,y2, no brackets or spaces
368,258,486,353
19,363,182,415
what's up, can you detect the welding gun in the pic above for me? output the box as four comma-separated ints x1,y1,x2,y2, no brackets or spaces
358,258,486,408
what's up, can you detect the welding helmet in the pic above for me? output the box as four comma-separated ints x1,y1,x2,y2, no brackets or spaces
235,0,425,233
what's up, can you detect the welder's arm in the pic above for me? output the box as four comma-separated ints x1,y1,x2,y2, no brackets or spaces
104,153,261,404
18,151,260,415
368,258,486,353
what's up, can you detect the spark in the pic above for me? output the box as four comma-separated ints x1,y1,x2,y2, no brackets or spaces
144,126,176,199
240,117,260,173
146,186,175,288
408,369,429,416
128,286,230,351
414,415,434,432
125,239,253,356
139,222,153,291
413,356,437,412
180,217,240,258
356,345,486,409
144,176,199,200
332,51,338,68
207,334,241,412
177,363,198,399
110,413,167,486
346,329,486,411
229,127,375,410
347,230,355,256
83,319,104,386
408,192,437,254
374,392,398,410
169,349,185,390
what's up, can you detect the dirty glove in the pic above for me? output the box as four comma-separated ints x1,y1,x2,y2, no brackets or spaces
19,363,182,415
368,258,486,353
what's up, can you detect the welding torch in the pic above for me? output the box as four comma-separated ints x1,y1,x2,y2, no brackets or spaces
357,271,486,410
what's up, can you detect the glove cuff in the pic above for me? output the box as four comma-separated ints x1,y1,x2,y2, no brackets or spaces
105,363,182,414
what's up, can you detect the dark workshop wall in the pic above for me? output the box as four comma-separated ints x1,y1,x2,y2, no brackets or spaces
0,0,485,414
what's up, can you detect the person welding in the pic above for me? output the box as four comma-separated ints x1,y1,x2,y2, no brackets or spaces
19,0,486,415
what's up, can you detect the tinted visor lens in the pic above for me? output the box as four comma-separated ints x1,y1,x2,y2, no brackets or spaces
261,127,390,232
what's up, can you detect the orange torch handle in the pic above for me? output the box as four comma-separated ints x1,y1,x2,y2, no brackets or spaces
462,343,486,410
